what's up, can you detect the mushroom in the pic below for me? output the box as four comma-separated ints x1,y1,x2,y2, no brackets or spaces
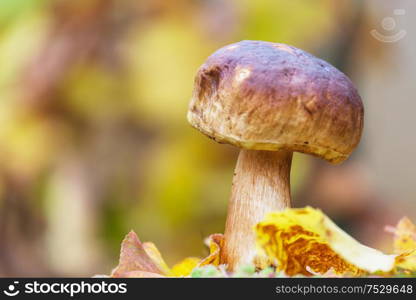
187,40,364,270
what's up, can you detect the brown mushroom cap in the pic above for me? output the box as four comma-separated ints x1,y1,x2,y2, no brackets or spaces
187,40,364,163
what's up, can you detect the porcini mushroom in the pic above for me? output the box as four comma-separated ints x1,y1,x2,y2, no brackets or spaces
187,40,364,270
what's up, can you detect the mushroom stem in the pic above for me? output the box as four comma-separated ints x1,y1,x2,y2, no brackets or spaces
222,149,292,270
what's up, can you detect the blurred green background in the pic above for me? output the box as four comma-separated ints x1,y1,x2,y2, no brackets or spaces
0,0,415,276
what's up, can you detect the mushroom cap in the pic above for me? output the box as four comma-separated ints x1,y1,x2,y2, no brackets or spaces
187,40,364,163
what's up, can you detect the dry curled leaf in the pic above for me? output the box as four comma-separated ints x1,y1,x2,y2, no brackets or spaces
386,217,416,272
111,231,169,278
142,242,171,275
198,233,224,267
111,231,226,278
387,217,416,254
170,234,225,277
255,207,397,276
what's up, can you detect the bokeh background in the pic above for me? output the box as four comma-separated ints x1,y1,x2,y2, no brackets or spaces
0,0,415,276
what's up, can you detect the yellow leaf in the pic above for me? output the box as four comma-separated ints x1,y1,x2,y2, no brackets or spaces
143,242,171,275
395,251,416,272
255,207,397,276
170,234,225,277
198,233,224,267
387,217,416,272
390,217,416,254
170,257,201,277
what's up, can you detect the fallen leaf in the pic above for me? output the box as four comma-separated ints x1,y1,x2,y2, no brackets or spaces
111,231,169,278
387,217,416,254
255,207,397,276
394,251,416,273
198,233,224,267
111,232,226,278
170,234,225,277
170,257,201,277
386,217,416,272
142,242,171,275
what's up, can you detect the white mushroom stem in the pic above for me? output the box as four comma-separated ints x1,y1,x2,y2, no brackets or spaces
222,149,292,271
